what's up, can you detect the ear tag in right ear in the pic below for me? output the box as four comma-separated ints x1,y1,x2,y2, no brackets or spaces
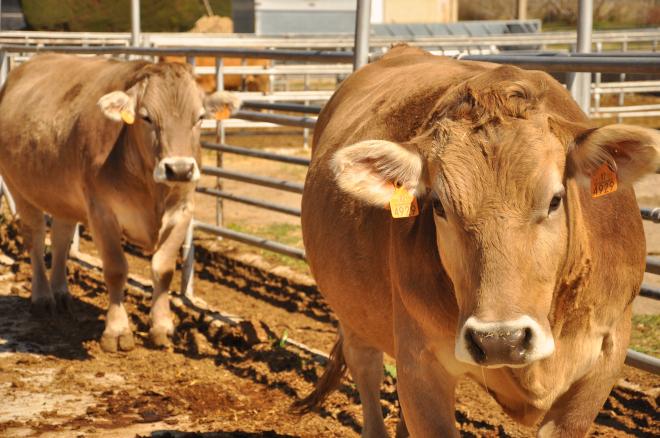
591,162,618,198
215,106,231,120
389,184,419,219
120,110,135,125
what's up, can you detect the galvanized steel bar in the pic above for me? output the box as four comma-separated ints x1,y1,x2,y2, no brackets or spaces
180,220,195,298
647,257,660,275
202,142,310,166
573,0,593,112
353,0,372,70
130,0,140,47
201,165,305,194
196,187,301,217
233,110,317,129
625,349,660,375
641,207,660,223
242,101,322,115
459,54,660,74
0,44,355,63
194,221,306,260
640,284,660,300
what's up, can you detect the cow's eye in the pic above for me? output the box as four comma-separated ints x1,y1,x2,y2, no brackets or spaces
141,114,152,124
548,194,562,214
432,198,446,218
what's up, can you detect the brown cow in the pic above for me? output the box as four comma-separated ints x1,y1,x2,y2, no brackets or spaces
298,45,659,437
162,56,271,93
0,53,240,352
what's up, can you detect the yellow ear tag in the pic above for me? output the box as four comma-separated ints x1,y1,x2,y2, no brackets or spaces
120,110,135,125
214,106,231,120
389,184,419,219
590,162,618,198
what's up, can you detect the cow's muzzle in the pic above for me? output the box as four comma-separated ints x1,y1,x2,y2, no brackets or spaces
154,157,200,183
455,316,555,368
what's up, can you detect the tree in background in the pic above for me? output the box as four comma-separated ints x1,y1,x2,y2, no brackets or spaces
21,0,231,32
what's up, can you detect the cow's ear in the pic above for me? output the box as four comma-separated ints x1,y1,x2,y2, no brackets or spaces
203,90,242,120
97,90,137,124
332,140,424,206
568,124,660,186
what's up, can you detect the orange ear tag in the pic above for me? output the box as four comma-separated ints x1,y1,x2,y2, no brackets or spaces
120,110,135,125
389,184,419,219
214,106,231,120
590,162,618,198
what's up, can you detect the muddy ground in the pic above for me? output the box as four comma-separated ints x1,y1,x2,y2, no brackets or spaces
0,130,659,437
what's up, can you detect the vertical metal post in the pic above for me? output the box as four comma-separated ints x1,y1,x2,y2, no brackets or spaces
618,41,627,123
215,57,225,227
593,42,602,116
303,51,310,150
180,220,195,298
131,0,141,47
0,0,3,32
0,50,7,87
0,176,16,215
572,0,593,114
353,0,371,71
70,224,81,255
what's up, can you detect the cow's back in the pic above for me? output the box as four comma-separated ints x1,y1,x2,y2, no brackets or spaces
303,47,497,353
0,54,145,220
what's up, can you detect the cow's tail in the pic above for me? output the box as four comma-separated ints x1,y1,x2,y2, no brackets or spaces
291,337,347,414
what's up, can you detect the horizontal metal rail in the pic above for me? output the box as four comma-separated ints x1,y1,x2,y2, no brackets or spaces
640,284,660,300
194,221,306,260
202,142,311,166
196,187,301,217
0,44,355,63
241,101,323,115
233,110,317,129
595,104,660,113
625,349,660,375
194,64,352,76
201,165,305,194
460,54,660,74
641,207,660,223
648,257,660,276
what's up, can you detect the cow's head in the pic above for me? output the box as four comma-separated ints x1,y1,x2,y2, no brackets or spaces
331,66,660,368
97,62,241,184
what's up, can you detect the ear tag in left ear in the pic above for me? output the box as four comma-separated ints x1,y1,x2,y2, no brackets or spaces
389,183,419,219
591,162,618,198
120,110,135,125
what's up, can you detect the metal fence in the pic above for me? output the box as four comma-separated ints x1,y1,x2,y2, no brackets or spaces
0,43,659,375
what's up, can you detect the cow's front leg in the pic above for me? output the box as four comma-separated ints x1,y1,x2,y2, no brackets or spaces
149,209,192,348
537,313,631,437
394,299,460,437
88,203,134,352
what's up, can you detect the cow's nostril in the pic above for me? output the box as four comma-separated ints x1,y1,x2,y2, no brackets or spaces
163,161,195,182
465,326,531,365
164,163,176,180
466,329,486,363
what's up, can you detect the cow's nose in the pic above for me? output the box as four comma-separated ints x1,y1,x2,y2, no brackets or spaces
465,326,532,366
164,161,195,182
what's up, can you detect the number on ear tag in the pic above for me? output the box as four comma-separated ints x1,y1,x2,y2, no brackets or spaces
591,162,618,198
389,185,419,219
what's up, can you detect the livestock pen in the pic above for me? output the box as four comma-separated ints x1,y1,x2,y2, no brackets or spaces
0,29,659,436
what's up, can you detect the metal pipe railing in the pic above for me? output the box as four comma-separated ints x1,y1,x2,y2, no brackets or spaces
232,110,317,129
459,54,660,73
648,257,660,275
201,165,305,194
196,187,301,217
241,101,323,115
202,142,311,166
641,207,660,223
640,284,660,300
625,349,660,375
195,221,306,260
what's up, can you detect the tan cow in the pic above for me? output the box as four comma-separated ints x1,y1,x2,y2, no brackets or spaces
298,45,659,437
0,53,240,352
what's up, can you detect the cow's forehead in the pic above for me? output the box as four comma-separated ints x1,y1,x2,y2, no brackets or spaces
140,67,202,116
431,117,565,220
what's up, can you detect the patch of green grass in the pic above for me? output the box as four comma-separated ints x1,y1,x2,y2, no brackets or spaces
225,222,308,272
630,314,660,357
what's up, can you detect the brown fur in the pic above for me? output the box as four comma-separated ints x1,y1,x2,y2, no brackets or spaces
301,46,658,437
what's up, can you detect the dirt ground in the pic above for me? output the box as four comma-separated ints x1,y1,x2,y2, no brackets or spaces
0,130,658,437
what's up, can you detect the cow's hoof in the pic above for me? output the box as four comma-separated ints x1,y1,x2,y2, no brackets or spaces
54,294,76,319
30,298,56,318
149,327,173,349
100,332,135,353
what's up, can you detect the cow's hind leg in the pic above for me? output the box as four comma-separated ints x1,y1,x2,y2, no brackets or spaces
49,218,76,315
342,325,389,438
88,205,134,352
14,195,53,316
